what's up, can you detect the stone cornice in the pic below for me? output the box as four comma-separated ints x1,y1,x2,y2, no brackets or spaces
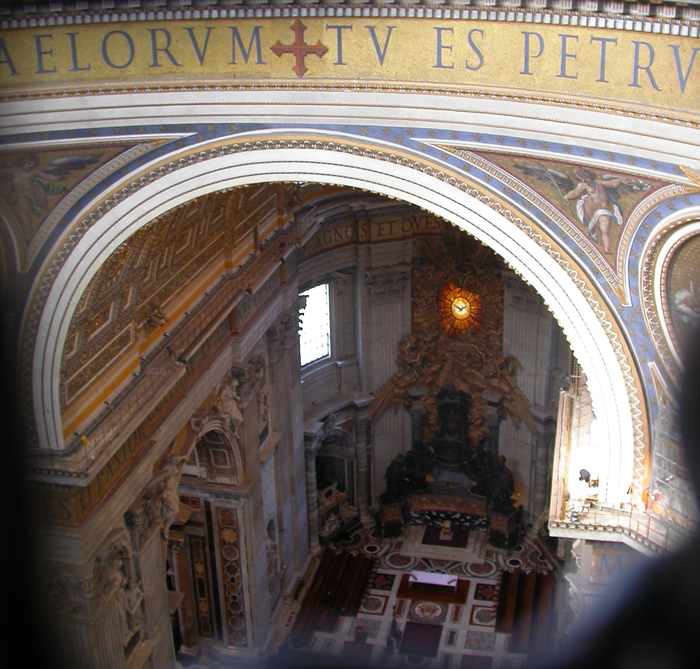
1,0,699,27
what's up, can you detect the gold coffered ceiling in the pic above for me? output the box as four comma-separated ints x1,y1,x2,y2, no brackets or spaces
60,183,295,412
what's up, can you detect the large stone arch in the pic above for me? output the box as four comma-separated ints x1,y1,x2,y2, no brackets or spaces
30,139,636,504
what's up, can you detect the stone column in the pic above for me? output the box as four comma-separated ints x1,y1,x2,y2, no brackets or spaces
304,446,322,555
355,416,372,525
169,534,199,657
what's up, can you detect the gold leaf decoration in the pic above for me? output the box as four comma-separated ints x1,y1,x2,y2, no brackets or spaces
370,229,534,448
437,282,482,336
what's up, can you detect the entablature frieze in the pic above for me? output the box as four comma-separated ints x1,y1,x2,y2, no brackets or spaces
2,12,700,128
177,476,252,504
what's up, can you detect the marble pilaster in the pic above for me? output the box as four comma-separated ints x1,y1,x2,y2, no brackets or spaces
304,446,322,555
136,531,175,669
169,535,199,657
355,416,372,525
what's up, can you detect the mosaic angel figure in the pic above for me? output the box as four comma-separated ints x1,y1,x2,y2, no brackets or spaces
0,152,103,236
516,163,649,255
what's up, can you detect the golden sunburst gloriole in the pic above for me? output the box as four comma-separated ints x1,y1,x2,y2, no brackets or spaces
437,282,482,336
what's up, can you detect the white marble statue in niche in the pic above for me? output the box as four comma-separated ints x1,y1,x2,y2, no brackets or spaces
216,376,244,440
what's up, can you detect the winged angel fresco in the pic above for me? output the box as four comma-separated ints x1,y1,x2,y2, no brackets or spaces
515,164,650,255
0,153,103,237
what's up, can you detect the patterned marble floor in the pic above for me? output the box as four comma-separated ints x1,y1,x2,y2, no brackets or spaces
271,525,553,669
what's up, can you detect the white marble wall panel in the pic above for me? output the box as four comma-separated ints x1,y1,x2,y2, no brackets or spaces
339,358,360,395
368,281,412,498
500,275,571,517
568,377,598,497
368,239,414,268
301,361,339,406
252,528,272,645
369,299,405,391
94,597,128,668
287,341,310,586
335,277,356,360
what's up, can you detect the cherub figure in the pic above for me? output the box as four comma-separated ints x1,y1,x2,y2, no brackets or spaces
564,169,638,255
0,154,66,234
516,163,650,256
0,152,102,236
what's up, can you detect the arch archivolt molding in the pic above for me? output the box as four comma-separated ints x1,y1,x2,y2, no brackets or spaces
641,211,700,383
5,80,700,131
306,419,355,459
24,130,641,504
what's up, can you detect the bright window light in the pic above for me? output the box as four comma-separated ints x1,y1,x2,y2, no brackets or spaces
299,284,331,367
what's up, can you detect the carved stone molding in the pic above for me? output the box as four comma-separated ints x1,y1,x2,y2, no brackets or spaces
306,413,338,454
125,456,185,551
4,0,699,26
232,354,266,408
366,265,411,304
167,533,186,554
45,529,132,622
332,270,352,296
45,568,97,621
266,326,284,364
266,308,302,363
354,415,372,443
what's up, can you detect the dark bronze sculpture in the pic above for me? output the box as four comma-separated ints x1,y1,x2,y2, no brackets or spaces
380,386,517,513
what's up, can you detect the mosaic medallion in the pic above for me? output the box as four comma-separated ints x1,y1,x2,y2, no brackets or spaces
465,561,497,578
222,545,239,561
370,572,396,591
470,605,497,627
409,600,448,625
382,552,417,570
359,595,388,615
474,583,497,602
465,631,495,651
351,618,381,639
